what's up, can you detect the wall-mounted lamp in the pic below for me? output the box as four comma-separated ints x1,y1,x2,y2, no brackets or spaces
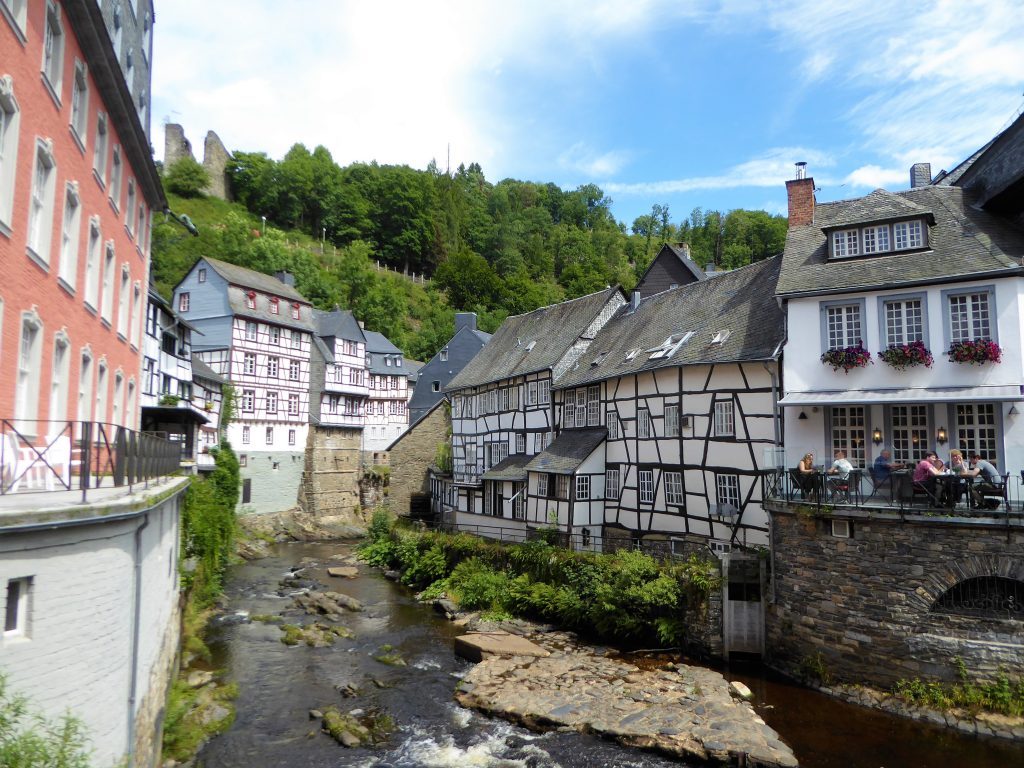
936,426,948,445
872,428,883,445
798,410,808,421
1009,405,1020,417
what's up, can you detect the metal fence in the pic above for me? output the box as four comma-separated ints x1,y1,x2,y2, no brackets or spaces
1,419,181,503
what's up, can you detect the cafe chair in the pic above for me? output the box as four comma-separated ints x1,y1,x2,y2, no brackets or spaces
867,467,891,501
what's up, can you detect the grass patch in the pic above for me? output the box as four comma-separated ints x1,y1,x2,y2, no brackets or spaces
893,659,1024,717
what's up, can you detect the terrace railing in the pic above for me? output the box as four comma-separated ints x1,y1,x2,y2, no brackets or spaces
1,419,181,504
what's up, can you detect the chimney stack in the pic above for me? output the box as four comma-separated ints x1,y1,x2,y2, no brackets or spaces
630,290,641,311
786,162,815,227
274,270,295,287
454,312,477,334
910,162,932,189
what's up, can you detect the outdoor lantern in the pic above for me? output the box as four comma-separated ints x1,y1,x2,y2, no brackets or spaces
872,428,883,444
936,426,948,445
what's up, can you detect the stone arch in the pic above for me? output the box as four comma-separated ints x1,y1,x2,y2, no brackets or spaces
909,554,1024,612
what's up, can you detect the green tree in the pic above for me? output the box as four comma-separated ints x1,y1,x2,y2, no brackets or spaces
164,157,210,198
433,249,501,310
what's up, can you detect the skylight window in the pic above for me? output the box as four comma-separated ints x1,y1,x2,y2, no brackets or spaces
591,351,608,366
525,340,536,351
647,332,694,360
625,347,641,361
711,330,732,345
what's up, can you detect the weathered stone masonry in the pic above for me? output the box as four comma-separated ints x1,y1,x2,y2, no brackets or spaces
765,505,1024,688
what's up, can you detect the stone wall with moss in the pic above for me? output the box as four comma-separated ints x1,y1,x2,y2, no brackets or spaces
386,403,449,517
766,505,1024,688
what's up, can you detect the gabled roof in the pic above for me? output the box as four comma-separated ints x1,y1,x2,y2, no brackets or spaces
314,308,365,343
201,257,308,303
364,330,406,375
637,243,706,285
524,428,607,475
364,330,402,354
447,287,623,390
776,186,1024,297
556,257,784,389
191,355,224,384
822,189,931,230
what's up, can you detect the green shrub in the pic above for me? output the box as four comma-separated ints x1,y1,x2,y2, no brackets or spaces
164,157,210,198
446,558,510,611
0,673,91,768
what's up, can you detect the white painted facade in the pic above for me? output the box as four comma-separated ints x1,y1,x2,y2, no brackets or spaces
319,337,368,429
364,367,410,453
0,479,188,767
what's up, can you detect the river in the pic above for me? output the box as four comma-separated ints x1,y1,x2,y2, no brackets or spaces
195,542,1024,768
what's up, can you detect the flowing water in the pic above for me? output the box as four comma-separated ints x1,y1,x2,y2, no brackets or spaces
195,542,1024,768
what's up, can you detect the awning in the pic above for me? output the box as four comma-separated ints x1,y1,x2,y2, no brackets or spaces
481,454,532,482
524,428,606,475
779,384,1024,406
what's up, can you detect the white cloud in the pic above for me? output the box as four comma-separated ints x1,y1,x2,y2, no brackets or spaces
844,165,907,190
558,142,631,177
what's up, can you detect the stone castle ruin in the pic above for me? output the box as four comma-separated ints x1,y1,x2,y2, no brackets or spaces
164,123,233,201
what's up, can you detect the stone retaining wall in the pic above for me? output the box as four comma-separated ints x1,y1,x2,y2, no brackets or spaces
298,426,362,521
766,505,1024,688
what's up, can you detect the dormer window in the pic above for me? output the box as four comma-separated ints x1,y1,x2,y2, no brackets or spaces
440,348,448,362
270,297,279,314
246,291,256,309
291,302,300,319
829,218,926,260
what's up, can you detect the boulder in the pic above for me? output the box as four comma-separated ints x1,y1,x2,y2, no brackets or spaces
328,566,359,579
454,631,551,663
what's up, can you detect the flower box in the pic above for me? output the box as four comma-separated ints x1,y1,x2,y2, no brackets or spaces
879,340,933,371
821,343,872,373
947,339,1001,365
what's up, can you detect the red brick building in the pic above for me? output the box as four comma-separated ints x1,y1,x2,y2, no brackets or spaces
0,0,162,437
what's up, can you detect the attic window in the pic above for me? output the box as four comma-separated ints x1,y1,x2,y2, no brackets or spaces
647,332,694,360
829,219,926,260
291,302,300,319
711,330,732,345
246,291,256,309
440,348,448,362
270,297,279,314
625,347,641,361
525,340,536,352
591,351,608,367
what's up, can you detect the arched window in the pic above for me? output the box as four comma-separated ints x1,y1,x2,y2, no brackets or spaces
932,576,1024,619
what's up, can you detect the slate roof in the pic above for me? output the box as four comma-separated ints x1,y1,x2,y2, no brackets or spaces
776,186,1024,297
405,359,424,381
447,287,623,391
191,355,224,384
639,243,706,284
312,336,334,364
364,330,406,376
524,428,607,475
202,257,307,302
314,308,365,343
556,257,784,390
481,454,533,482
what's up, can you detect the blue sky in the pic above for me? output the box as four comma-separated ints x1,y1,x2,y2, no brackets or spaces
152,0,1024,227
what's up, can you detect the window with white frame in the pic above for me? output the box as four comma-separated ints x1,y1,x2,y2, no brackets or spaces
77,347,93,423
576,475,590,500
109,146,121,209
42,1,64,96
948,291,992,343
269,297,279,314
291,303,300,320
537,472,548,497
241,389,254,412
265,427,273,445
574,388,587,426
125,379,136,429
288,393,299,416
861,224,890,254
125,180,135,234
243,352,256,375
825,303,862,350
197,267,206,283
28,139,57,263
69,60,89,141
241,425,250,444
49,331,70,423
515,433,525,454
890,404,929,465
830,405,866,467
117,265,130,338
607,410,619,439
267,356,278,378
269,326,280,344
0,75,20,229
289,359,300,381
665,404,680,437
955,403,997,462
555,474,569,500
893,220,923,250
58,182,81,287
244,321,257,341
93,112,107,183
665,471,684,505
439,348,448,362
100,241,115,322
605,468,619,500
714,400,734,437
288,429,296,446
137,205,146,248
884,297,924,345
111,4,122,57
5,576,32,637
539,379,550,404
586,385,600,425
716,474,740,511
95,360,108,423
291,330,301,348
1,0,27,35
638,408,651,438
15,311,42,430
112,371,123,425
639,469,654,503
831,229,859,258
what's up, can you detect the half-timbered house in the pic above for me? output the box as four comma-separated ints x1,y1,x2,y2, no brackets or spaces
444,287,626,528
551,257,784,552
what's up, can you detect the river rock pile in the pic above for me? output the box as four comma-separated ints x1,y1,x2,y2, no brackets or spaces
455,631,798,768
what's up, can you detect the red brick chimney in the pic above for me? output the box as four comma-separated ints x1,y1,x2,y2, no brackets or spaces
786,162,815,227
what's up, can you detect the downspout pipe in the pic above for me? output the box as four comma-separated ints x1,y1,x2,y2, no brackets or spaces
127,511,151,766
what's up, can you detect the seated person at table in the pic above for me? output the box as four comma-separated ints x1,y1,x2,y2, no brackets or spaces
827,449,853,480
795,452,818,497
912,451,943,501
946,450,970,504
871,449,900,494
966,453,1002,506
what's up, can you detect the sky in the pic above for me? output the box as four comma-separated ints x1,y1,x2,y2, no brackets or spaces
151,0,1024,227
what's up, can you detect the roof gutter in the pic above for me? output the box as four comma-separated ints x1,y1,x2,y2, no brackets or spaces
776,266,1024,301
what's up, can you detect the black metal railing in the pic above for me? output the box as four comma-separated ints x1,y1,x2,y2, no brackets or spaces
1,419,181,503
761,467,1023,519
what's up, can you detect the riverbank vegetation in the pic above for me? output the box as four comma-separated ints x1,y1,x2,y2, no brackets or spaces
893,658,1024,717
358,512,720,648
0,673,90,768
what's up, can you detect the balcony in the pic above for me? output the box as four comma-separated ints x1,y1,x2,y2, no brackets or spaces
0,419,182,505
761,467,1024,525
